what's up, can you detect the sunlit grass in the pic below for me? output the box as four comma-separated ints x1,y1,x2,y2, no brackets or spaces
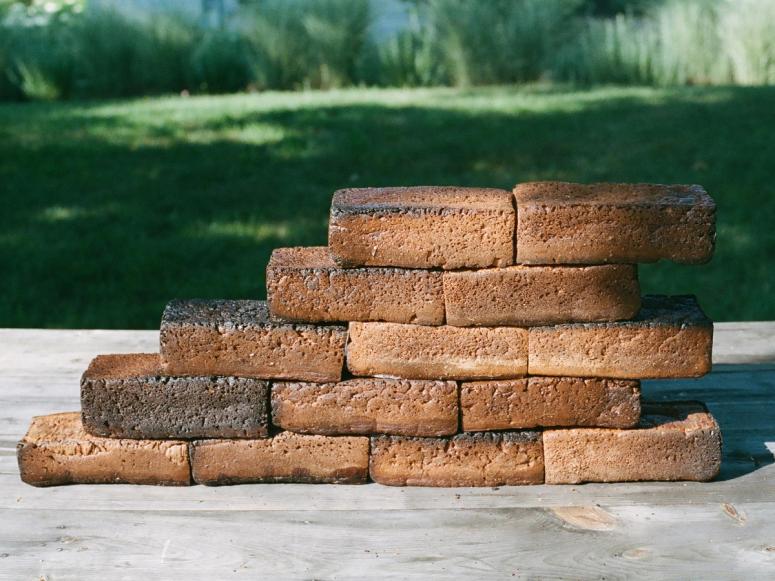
0,84,773,327
189,220,305,242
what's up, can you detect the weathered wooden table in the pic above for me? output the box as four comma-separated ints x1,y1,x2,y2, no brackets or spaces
1,325,774,580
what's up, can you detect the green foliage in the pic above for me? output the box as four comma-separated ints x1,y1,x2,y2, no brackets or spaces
1,19,78,100
0,8,197,100
14,61,63,100
189,30,254,94
577,0,657,16
370,28,443,87
1,0,775,98
426,0,583,86
247,0,371,90
0,30,13,98
0,86,773,327
555,0,775,86
67,10,195,98
718,0,775,85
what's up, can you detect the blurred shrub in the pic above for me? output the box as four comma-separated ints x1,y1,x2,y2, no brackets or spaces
555,0,727,85
554,14,654,84
189,30,254,94
1,8,198,100
69,10,195,98
362,4,445,87
246,0,371,90
370,27,444,87
426,0,583,86
1,0,775,101
718,0,775,85
554,0,775,86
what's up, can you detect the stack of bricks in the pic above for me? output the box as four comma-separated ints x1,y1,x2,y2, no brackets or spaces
18,182,722,487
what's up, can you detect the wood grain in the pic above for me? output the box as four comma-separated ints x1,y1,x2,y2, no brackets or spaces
0,326,773,579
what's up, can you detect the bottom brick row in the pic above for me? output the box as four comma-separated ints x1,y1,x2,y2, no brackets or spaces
18,403,721,487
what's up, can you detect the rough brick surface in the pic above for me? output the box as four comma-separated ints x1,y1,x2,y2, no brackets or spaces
443,264,640,326
514,182,716,264
266,246,445,325
370,432,544,486
190,432,369,485
272,378,458,436
17,412,190,487
461,377,640,430
81,353,269,439
529,295,713,379
328,186,515,269
160,299,347,382
544,401,722,483
347,322,528,380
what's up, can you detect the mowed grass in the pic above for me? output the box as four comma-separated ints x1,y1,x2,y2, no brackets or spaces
0,85,773,328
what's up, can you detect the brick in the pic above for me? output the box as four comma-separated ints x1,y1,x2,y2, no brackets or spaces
190,432,369,485
347,322,528,380
81,353,269,439
266,246,445,325
529,295,713,379
544,401,722,483
370,432,544,486
272,378,458,437
514,181,716,264
160,299,347,382
328,186,515,269
461,377,640,431
17,412,190,487
443,264,640,326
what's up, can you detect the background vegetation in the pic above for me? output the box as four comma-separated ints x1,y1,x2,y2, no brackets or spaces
1,85,773,327
1,0,775,102
1,0,772,328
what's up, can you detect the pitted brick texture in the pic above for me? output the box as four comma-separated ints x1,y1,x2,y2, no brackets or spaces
272,378,458,436
529,295,713,379
544,401,722,483
515,182,715,264
347,322,528,380
370,431,544,486
160,299,347,382
443,264,640,326
81,353,269,439
17,412,190,487
190,431,369,485
461,377,640,430
267,246,445,325
328,187,515,269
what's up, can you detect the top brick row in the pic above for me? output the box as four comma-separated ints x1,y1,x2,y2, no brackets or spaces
328,182,716,268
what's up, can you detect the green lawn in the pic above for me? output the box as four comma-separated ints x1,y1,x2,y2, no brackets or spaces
1,85,773,328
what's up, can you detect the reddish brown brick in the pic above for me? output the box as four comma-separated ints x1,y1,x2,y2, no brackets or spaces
328,186,515,269
272,378,458,436
266,246,445,325
370,432,544,487
514,182,716,264
347,321,528,380
17,413,190,487
528,295,713,379
160,299,347,382
544,401,722,483
461,377,640,430
81,353,269,439
443,264,640,326
190,431,369,485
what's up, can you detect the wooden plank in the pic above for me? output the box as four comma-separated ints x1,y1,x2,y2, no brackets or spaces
712,321,775,364
0,326,773,579
1,462,773,510
0,504,773,580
